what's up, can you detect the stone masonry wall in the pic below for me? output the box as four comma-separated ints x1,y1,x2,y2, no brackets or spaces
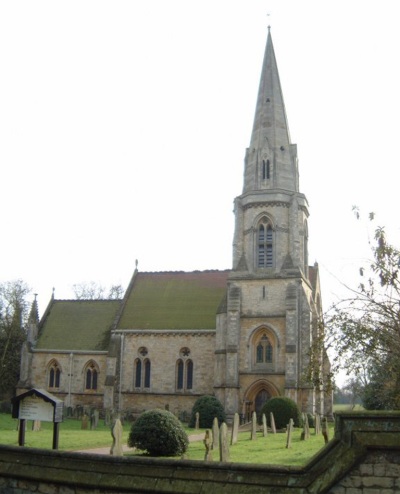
1,412,400,494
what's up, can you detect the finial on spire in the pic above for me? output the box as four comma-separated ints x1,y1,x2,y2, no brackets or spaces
135,259,138,271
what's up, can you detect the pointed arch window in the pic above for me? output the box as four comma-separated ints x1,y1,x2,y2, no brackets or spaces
257,220,274,268
134,359,142,388
134,349,151,390
176,349,194,392
253,331,276,369
85,362,98,390
48,360,61,389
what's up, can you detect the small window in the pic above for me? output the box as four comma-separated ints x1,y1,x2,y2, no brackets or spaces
176,350,194,391
134,359,142,388
176,360,184,390
85,363,98,390
48,362,61,389
144,359,151,388
134,356,151,390
255,334,273,364
186,360,193,390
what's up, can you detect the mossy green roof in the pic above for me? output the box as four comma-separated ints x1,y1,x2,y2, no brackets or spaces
117,271,229,330
36,300,121,351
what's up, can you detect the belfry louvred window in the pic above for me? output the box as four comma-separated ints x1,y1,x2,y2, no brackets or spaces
258,222,273,267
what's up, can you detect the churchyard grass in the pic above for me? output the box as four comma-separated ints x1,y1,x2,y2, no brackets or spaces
1,413,333,465
0,414,130,450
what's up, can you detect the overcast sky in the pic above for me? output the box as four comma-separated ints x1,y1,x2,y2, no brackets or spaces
1,0,399,322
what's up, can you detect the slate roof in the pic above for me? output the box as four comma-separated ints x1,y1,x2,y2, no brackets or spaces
116,270,229,330
36,299,121,351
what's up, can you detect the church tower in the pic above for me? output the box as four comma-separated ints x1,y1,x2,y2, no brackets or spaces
214,28,330,420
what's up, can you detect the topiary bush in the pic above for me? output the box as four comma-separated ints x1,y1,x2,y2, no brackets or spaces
260,397,302,430
127,409,189,456
189,395,226,428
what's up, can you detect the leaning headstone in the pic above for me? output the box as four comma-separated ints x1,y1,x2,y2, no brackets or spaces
262,414,267,437
110,419,123,456
219,422,229,462
322,417,329,444
251,411,257,440
81,414,88,430
211,417,219,450
270,412,276,434
195,412,200,430
231,412,239,445
286,418,294,449
203,429,213,461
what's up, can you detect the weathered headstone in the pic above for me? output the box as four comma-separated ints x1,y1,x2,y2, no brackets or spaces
110,418,123,456
195,412,200,430
104,409,112,426
91,409,99,430
231,412,239,445
315,413,321,435
32,420,41,431
203,429,213,461
301,413,310,440
270,412,276,434
286,418,294,449
262,413,267,437
211,417,219,450
219,422,229,462
81,414,88,430
322,417,329,444
251,411,257,440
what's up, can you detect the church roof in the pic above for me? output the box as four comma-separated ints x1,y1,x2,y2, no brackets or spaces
36,299,121,351
116,270,229,330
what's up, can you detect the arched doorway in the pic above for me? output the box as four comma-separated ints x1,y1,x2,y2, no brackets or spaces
242,379,280,421
255,389,271,416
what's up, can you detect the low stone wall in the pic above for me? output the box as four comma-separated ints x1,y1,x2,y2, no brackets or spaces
0,412,400,494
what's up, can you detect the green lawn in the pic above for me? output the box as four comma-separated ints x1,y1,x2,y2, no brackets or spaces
0,413,332,466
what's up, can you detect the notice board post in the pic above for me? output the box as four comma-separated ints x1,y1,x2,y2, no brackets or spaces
12,389,64,449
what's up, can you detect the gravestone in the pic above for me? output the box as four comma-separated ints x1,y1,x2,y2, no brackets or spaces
262,413,267,437
81,414,88,430
90,409,99,430
203,429,213,461
315,413,321,435
195,412,200,430
219,423,229,462
251,411,257,440
270,412,276,434
231,412,239,445
286,418,294,449
110,419,123,456
211,417,219,450
32,420,41,431
322,416,329,444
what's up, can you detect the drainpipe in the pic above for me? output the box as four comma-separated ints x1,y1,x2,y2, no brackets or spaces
118,334,124,415
68,352,73,408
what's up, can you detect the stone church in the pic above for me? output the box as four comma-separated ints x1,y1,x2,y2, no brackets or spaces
18,28,332,421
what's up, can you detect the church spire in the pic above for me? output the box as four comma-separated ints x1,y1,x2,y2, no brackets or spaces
243,27,298,193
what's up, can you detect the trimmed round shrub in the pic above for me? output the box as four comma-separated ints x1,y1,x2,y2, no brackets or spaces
189,395,226,428
128,409,188,456
260,397,302,430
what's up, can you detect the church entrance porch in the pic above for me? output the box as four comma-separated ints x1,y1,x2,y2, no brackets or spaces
242,379,280,422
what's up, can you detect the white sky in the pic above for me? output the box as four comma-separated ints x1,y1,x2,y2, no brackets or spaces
1,0,400,322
